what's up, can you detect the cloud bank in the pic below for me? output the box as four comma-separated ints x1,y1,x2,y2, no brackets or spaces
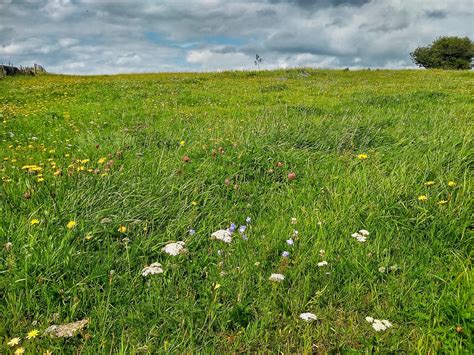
0,0,472,74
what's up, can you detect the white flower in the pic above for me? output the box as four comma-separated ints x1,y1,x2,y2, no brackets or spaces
372,320,387,331
365,316,374,323
141,262,164,276
211,229,232,243
351,232,361,238
162,241,187,256
292,230,299,237
299,312,317,322
359,229,370,236
378,266,386,273
381,319,392,328
286,238,294,245
269,273,285,282
317,261,328,267
356,235,367,243
291,217,297,224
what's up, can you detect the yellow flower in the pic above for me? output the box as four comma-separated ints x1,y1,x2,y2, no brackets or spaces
7,337,20,346
37,178,45,182
213,283,221,290
81,159,90,164
180,140,185,147
448,181,456,187
53,170,61,176
85,232,93,240
15,347,25,355
98,157,106,164
357,153,368,159
418,195,428,201
118,225,127,233
66,221,76,229
424,181,435,186
30,219,40,225
26,329,40,339
438,200,448,205
191,201,198,206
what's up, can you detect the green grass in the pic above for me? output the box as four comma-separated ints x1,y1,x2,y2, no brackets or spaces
0,69,472,353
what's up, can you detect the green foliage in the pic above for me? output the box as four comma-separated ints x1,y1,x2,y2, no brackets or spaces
0,69,472,353
411,36,474,69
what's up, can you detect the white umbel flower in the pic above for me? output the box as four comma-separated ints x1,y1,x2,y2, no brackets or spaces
366,316,393,331
317,261,328,267
359,229,370,236
299,312,318,322
269,273,285,282
211,229,232,243
141,262,164,276
162,241,187,256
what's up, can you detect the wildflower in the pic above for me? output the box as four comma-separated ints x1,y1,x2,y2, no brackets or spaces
85,233,93,241
188,229,196,235
317,261,328,267
292,229,299,237
254,261,260,266
291,217,297,224
351,231,367,243
286,238,294,246
287,172,296,180
37,177,45,182
26,329,39,339
282,251,290,257
269,273,285,282
378,266,386,273
438,200,448,205
448,181,456,187
191,200,198,206
213,283,221,290
357,153,368,159
66,221,76,230
365,316,374,323
141,262,164,276
15,347,25,354
98,157,106,164
366,317,393,331
7,337,20,346
238,225,246,234
425,181,435,186
418,195,428,201
299,312,318,322
30,219,40,225
245,216,251,224
359,229,370,236
389,265,399,272
211,229,232,243
118,225,127,233
180,140,185,146
162,241,187,256
228,223,236,233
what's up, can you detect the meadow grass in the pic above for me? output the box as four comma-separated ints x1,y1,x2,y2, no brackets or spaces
0,69,472,353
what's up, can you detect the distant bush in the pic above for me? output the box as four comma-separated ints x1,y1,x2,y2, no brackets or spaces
410,36,473,70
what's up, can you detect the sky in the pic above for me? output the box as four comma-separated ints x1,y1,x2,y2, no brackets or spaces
0,0,473,74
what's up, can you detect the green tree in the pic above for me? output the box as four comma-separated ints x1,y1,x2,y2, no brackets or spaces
411,36,473,69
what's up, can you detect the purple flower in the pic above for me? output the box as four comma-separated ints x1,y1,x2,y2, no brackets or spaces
241,234,248,241
286,238,294,246
188,229,196,235
228,223,236,233
282,251,290,257
238,225,247,234
245,217,251,224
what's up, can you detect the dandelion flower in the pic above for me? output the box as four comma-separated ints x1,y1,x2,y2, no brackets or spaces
357,153,368,159
425,181,435,186
269,273,285,282
180,140,185,146
211,229,232,243
162,241,187,256
118,225,127,233
438,200,448,205
26,329,39,339
98,157,106,164
317,261,328,267
66,221,76,230
418,195,428,201
448,181,456,187
299,312,318,322
141,262,164,276
30,219,40,225
15,347,25,354
7,337,20,347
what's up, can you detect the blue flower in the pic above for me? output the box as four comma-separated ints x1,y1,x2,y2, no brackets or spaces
188,229,196,235
238,225,247,234
286,238,294,246
229,223,236,233
282,251,290,257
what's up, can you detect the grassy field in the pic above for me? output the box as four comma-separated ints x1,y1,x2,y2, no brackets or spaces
0,69,472,353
